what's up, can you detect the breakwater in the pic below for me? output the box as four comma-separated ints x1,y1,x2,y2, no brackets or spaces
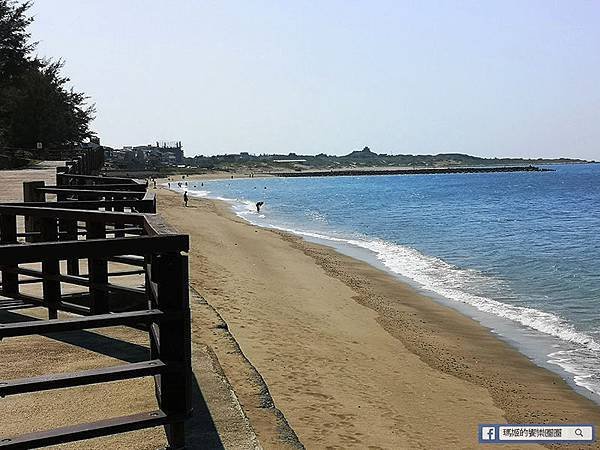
272,165,552,177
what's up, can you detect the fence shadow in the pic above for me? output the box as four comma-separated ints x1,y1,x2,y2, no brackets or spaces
0,152,214,449
0,309,225,449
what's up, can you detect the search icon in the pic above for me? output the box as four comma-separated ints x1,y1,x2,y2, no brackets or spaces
575,428,584,437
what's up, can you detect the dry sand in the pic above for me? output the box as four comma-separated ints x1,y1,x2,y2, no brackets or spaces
157,186,600,449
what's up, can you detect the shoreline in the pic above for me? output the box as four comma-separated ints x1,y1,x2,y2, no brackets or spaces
157,186,600,448
294,230,600,405
166,177,600,404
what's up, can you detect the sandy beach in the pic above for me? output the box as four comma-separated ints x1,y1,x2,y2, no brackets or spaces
2,165,599,449
3,0,598,447
156,184,600,449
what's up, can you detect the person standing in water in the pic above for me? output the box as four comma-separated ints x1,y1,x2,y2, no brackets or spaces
256,201,264,212
184,191,188,207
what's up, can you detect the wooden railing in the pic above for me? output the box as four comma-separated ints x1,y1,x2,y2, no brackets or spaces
53,147,105,173
0,153,191,449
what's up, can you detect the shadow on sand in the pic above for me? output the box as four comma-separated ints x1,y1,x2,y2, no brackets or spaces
0,309,225,449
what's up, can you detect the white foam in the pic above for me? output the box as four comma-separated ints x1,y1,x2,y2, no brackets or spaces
549,349,600,395
351,239,600,352
188,190,209,197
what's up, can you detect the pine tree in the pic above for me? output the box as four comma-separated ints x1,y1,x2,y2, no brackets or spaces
0,0,95,150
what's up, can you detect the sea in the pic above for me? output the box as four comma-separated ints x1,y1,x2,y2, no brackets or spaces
170,163,600,402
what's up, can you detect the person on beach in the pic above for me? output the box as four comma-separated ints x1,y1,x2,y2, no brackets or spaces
184,191,188,207
256,201,264,212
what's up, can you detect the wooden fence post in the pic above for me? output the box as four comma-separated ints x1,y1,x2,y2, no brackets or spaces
23,181,45,202
23,181,45,242
56,170,67,200
40,217,60,319
0,214,19,297
154,251,191,449
113,205,125,238
87,221,109,314
59,218,80,275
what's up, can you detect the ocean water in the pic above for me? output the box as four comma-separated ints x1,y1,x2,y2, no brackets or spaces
171,164,600,400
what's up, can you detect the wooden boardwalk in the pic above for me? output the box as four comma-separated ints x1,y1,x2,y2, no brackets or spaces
0,150,192,449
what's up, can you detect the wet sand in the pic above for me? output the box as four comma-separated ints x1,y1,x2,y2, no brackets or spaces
157,186,600,449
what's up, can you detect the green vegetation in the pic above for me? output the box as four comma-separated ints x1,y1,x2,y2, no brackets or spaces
0,0,94,157
185,147,589,172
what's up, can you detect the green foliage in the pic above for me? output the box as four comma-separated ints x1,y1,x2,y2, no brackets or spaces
0,0,36,82
186,150,588,171
0,0,95,149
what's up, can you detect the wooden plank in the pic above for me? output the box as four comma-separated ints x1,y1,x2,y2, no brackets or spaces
37,188,146,199
56,173,139,184
0,410,174,449
108,269,145,277
0,266,145,297
12,292,44,306
0,360,165,396
0,299,36,311
57,300,90,316
43,184,147,192
0,235,189,264
0,205,147,225
109,255,146,267
2,199,156,213
0,309,163,338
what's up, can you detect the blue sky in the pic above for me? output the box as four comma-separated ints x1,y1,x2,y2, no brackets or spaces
30,1,600,159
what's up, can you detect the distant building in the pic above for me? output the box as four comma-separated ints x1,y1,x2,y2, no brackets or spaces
105,141,184,170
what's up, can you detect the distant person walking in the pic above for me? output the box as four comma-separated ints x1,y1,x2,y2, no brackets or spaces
256,201,264,213
184,191,188,207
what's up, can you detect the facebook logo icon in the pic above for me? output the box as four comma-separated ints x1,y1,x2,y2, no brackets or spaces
480,425,498,442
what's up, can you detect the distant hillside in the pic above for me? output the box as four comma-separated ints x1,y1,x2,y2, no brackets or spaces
185,147,590,171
